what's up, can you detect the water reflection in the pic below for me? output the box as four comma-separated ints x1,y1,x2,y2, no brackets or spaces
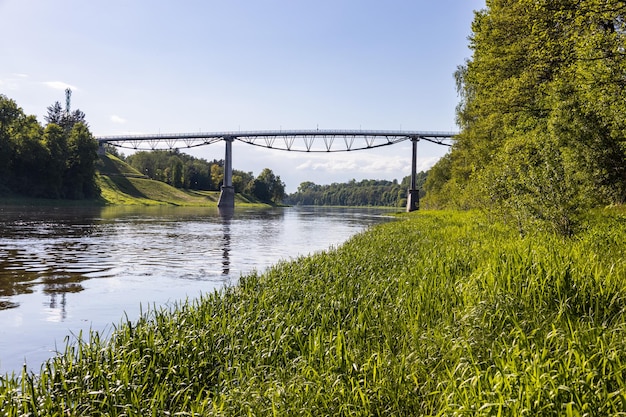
218,206,234,276
1,206,108,312
222,219,231,275
0,206,292,312
0,204,394,374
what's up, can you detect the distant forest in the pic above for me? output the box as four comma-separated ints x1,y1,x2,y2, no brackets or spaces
284,172,427,207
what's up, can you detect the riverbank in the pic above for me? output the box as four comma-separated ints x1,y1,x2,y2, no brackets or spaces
0,154,268,207
2,209,626,414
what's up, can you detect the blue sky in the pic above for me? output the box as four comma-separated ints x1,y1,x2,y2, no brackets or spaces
0,1,485,192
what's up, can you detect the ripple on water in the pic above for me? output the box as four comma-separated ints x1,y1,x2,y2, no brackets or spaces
0,206,395,374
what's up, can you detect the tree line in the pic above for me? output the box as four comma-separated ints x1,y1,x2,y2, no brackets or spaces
0,91,99,199
423,0,626,235
0,92,425,207
0,92,287,204
123,150,286,205
285,173,427,207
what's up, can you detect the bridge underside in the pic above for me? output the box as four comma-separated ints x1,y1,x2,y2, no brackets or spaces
96,129,456,211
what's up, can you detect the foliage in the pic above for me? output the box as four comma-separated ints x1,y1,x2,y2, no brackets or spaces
126,150,218,190
426,0,626,234
96,154,270,206
44,88,87,131
286,173,427,207
246,167,286,204
2,210,626,415
0,94,99,199
64,123,100,199
126,150,285,203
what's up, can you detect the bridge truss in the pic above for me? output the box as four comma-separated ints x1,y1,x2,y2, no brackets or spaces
95,129,457,211
95,129,456,152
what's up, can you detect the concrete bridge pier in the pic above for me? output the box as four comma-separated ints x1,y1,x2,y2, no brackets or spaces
406,137,420,212
217,136,235,209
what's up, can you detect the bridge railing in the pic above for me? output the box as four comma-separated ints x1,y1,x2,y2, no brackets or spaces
96,129,457,152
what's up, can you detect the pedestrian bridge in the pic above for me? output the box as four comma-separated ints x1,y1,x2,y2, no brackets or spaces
96,129,456,211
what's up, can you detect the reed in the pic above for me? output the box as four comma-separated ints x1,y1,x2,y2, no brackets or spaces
1,209,626,415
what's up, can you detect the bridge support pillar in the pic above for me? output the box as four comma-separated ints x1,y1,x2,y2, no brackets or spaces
406,137,420,212
406,189,419,212
218,137,235,209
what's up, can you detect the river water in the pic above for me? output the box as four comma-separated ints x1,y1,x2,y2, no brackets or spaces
0,205,394,374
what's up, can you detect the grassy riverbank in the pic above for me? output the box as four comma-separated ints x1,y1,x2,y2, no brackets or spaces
0,154,267,207
97,153,267,206
2,210,626,415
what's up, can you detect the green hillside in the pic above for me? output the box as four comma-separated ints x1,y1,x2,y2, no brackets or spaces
97,154,262,206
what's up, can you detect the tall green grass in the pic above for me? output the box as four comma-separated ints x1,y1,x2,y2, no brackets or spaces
1,210,626,415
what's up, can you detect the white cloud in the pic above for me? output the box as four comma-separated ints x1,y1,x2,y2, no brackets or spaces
110,115,126,124
0,74,24,91
296,154,406,174
43,81,78,91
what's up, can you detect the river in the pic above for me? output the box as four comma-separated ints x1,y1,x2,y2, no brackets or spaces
0,205,394,374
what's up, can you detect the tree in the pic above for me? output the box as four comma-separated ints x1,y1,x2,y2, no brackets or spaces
184,160,213,190
232,170,254,193
0,95,23,187
126,150,223,191
169,156,183,188
254,168,286,204
285,177,416,207
297,181,319,194
247,178,271,203
427,0,626,233
64,123,99,199
42,124,68,197
44,88,87,131
0,94,99,200
211,164,224,189
245,168,286,204
11,115,47,196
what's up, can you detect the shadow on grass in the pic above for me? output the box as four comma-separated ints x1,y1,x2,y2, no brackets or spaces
104,174,149,200
97,154,150,201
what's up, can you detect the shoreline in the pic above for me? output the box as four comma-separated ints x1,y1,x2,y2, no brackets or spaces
2,210,626,414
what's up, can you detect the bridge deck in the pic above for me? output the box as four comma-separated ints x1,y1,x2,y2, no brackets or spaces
96,129,456,152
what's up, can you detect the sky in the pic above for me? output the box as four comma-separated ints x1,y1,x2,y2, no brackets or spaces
0,1,485,193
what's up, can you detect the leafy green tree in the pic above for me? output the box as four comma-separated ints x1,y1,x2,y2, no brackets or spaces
64,123,99,199
427,0,626,233
245,168,285,204
183,160,209,189
0,94,99,200
169,156,183,188
297,181,318,194
247,178,271,202
127,150,217,190
233,170,254,193
11,116,47,196
126,151,155,178
211,164,224,189
42,124,68,197
0,95,22,189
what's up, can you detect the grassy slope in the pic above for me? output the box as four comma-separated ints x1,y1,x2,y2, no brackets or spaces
97,154,263,206
0,154,265,206
2,209,626,415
